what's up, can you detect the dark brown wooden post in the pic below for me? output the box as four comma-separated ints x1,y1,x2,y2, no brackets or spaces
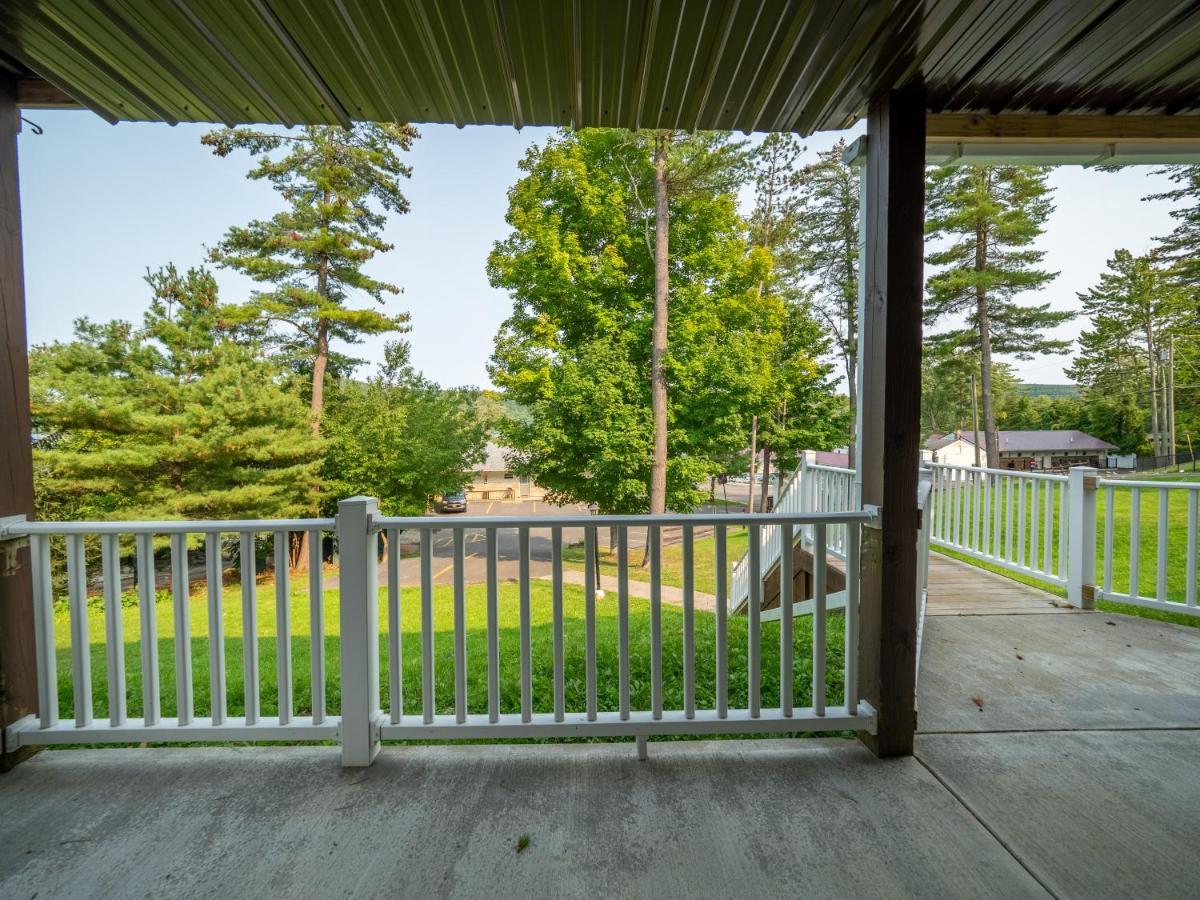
0,73,38,770
857,83,925,758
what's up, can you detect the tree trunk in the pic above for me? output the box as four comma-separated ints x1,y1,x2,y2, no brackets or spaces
759,445,772,512
296,249,332,572
975,216,999,469
649,134,670,516
1146,321,1161,458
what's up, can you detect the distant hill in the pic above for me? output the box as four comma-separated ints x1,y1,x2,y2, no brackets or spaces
1015,383,1080,399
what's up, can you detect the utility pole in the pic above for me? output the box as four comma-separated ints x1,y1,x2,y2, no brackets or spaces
1167,336,1176,465
746,414,758,514
970,373,982,468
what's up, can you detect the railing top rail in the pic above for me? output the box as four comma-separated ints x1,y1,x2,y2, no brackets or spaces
808,463,854,476
373,510,878,530
3,517,335,537
1095,477,1200,490
927,461,1067,482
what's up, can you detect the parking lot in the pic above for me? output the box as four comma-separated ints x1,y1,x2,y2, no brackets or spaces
380,496,739,587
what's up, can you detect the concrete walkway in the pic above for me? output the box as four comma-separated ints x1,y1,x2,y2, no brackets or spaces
544,569,720,611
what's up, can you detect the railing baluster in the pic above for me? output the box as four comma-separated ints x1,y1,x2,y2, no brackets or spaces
748,523,761,718
1156,490,1169,603
1128,488,1141,599
102,533,127,727
981,472,992,556
420,528,435,724
308,529,325,725
239,532,258,725
136,533,161,725
273,531,291,725
1058,480,1069,580
1043,481,1054,572
1017,477,1027,567
1103,486,1115,595
845,520,860,714
486,528,499,723
715,525,728,719
1004,476,1014,561
171,532,194,726
67,533,92,728
779,522,793,717
519,526,532,723
585,526,597,721
31,534,59,728
453,527,467,724
650,525,662,720
993,474,1002,558
387,527,402,724
1029,480,1040,572
552,526,565,722
618,526,630,720
813,523,827,716
1187,491,1198,610
204,533,225,726
683,525,695,720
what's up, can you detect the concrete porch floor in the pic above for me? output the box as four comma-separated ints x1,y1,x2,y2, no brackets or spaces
4,568,1200,899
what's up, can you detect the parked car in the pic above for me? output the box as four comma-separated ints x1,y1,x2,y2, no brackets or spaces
436,491,468,513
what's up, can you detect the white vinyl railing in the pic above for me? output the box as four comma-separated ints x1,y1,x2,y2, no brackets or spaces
930,463,1199,617
2,501,877,765
929,463,1070,589
730,458,855,612
10,517,337,745
1095,476,1199,614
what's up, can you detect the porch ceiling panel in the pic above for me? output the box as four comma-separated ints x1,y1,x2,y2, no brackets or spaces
3,1,1200,132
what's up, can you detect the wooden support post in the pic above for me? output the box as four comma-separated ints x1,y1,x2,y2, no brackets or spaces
857,84,925,758
0,75,37,770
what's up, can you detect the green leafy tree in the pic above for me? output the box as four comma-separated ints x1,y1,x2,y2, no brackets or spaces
1146,166,1200,290
204,123,417,563
488,129,769,516
30,265,322,524
1068,249,1186,456
924,165,1071,467
921,347,1019,442
633,130,749,516
322,342,487,517
746,135,847,507
793,140,861,459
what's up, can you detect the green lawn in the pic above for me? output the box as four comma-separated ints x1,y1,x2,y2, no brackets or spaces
935,473,1198,628
52,575,846,731
563,527,750,596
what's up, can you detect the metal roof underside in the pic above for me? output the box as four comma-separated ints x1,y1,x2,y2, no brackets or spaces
2,1,1200,133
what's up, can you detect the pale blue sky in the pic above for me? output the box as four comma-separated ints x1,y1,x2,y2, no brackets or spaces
17,110,1181,389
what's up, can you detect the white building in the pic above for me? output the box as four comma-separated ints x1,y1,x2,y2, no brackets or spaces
466,443,545,500
923,430,1116,471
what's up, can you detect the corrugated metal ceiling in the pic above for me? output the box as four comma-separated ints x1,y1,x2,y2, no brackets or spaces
2,1,1199,131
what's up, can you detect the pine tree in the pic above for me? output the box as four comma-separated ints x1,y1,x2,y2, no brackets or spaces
1068,250,1183,456
204,123,417,562
924,165,1071,467
793,140,861,461
30,265,322,525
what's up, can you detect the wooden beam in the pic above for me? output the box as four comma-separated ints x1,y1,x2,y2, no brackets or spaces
858,84,925,758
0,74,39,769
15,76,82,109
927,112,1200,144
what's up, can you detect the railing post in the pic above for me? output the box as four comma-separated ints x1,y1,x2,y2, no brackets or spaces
1067,467,1097,610
338,496,381,766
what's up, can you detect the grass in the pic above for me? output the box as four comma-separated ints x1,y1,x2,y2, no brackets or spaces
51,574,846,735
562,527,751,596
935,472,1199,629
